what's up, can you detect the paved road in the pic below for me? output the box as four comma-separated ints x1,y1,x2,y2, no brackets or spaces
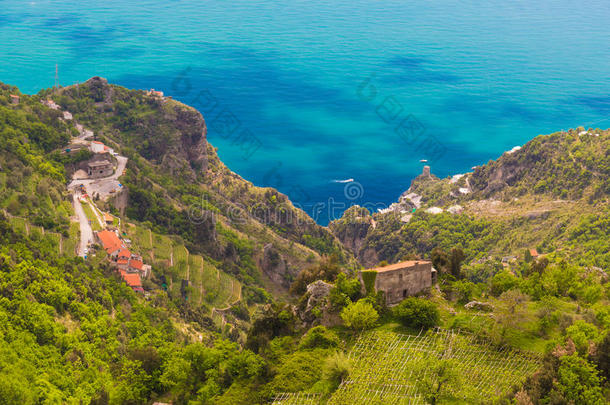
69,156,128,200
72,193,93,257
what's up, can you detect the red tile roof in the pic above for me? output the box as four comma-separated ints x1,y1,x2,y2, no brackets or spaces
117,258,129,265
129,259,143,271
97,230,122,253
529,249,539,257
367,260,431,273
121,272,142,288
117,248,131,259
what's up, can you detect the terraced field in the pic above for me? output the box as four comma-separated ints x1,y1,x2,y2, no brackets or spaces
326,329,541,405
6,214,78,257
125,224,241,311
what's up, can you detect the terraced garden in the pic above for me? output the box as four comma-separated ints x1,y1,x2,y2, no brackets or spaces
124,224,241,311
6,213,78,257
326,329,541,405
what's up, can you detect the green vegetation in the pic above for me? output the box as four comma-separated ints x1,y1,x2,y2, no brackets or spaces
0,211,270,404
394,297,440,330
360,271,376,296
2,78,610,404
340,300,379,331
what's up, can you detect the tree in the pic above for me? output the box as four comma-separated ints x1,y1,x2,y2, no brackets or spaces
393,297,440,329
594,332,610,380
493,290,529,343
554,354,605,404
299,326,340,349
524,249,533,263
415,356,460,405
430,248,449,273
448,248,465,279
340,300,379,330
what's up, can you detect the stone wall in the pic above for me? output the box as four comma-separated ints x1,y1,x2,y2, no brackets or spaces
374,261,432,305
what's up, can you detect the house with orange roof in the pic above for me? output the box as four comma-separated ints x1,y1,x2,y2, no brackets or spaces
119,270,143,293
359,260,437,305
529,249,539,259
117,248,131,261
104,212,114,225
128,258,144,272
96,230,123,256
10,94,19,104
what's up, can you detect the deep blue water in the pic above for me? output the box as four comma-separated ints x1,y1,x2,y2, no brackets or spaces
2,0,610,224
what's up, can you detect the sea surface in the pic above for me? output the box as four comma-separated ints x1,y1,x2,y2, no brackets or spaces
2,0,610,224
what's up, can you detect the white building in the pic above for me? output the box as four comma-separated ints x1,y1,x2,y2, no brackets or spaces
90,141,105,153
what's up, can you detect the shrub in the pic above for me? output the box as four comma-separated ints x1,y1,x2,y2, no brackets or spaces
340,300,379,330
321,351,351,393
394,297,440,329
299,326,340,350
490,270,520,297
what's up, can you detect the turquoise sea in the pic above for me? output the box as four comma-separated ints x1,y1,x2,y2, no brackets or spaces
2,0,610,224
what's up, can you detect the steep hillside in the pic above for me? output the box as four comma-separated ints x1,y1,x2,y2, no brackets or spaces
44,77,356,294
330,129,610,270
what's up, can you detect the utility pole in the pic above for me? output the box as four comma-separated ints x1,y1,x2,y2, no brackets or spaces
54,64,59,90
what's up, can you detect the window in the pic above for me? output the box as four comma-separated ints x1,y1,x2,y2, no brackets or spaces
399,273,403,281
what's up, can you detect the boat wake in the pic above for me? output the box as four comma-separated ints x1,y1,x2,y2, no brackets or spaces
331,178,354,183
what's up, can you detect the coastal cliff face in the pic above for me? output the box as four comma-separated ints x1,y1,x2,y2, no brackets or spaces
330,129,610,269
54,77,208,177
49,78,355,292
328,205,378,267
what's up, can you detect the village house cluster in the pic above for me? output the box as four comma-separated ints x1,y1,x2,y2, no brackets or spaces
95,229,150,293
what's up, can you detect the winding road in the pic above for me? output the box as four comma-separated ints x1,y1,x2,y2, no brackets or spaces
72,193,92,257
69,152,128,258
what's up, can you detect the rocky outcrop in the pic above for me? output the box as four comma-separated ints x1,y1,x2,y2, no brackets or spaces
160,102,208,175
58,77,208,178
260,243,289,288
329,205,379,267
297,280,334,327
465,301,494,311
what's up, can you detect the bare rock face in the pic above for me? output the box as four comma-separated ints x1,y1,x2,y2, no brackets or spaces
329,205,375,262
260,243,289,287
465,301,494,311
161,104,208,175
298,280,333,326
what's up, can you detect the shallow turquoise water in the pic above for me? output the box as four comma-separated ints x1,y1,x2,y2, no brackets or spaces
2,0,610,223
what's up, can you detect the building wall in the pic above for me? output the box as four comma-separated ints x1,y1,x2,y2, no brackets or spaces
374,262,433,305
87,164,113,178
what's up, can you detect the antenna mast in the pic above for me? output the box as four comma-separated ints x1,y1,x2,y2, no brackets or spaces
54,64,59,89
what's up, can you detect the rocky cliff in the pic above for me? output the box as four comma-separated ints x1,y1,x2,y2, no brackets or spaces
49,78,356,292
330,129,610,269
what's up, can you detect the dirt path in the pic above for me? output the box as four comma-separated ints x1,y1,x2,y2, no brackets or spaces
148,230,154,260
